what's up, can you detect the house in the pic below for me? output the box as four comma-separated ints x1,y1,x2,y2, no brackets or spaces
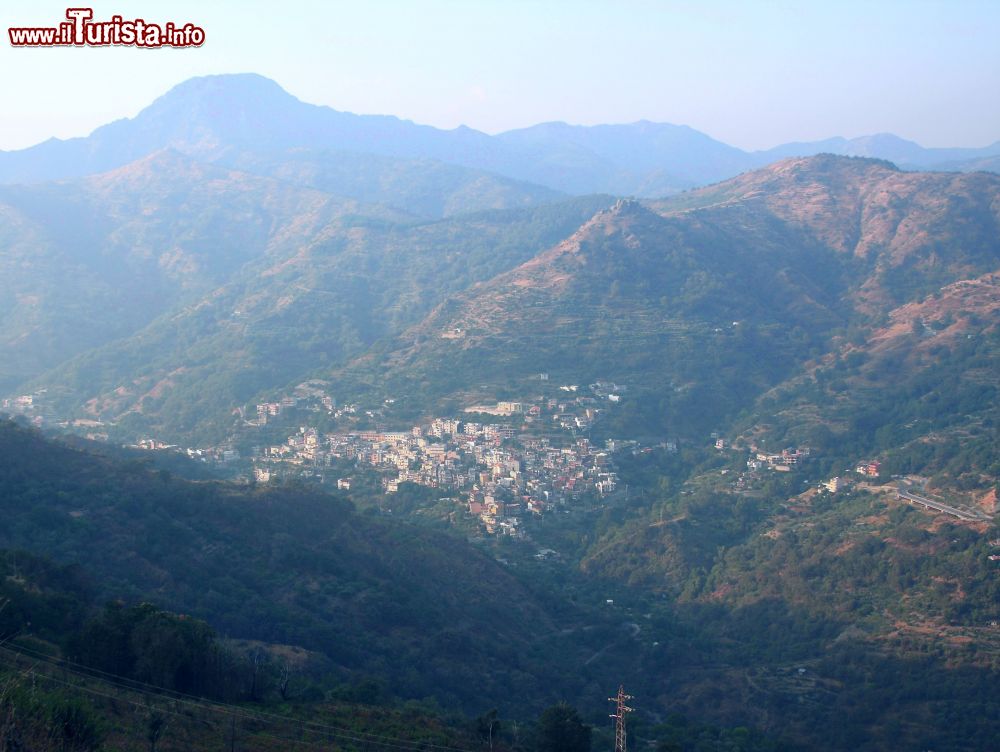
855,460,881,478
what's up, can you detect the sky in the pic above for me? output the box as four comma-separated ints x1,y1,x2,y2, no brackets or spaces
1,0,998,152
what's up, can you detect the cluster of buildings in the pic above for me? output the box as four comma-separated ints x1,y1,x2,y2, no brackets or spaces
819,461,882,494
746,446,811,473
1,392,53,428
732,444,813,491
253,388,629,536
132,438,241,464
2,394,35,409
732,440,884,496
251,380,351,425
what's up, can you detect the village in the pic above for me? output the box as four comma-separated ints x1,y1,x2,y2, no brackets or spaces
248,379,629,537
5,381,989,535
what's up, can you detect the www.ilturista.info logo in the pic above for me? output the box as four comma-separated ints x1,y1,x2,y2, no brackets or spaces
9,7,205,48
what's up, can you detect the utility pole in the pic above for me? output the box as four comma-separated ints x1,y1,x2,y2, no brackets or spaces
608,685,633,752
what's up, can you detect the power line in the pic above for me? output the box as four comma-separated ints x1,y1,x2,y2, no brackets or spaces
0,668,331,751
0,654,460,752
0,644,473,752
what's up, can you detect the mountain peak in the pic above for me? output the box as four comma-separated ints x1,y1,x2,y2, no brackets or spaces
609,197,644,213
141,73,300,116
134,73,311,140
841,133,924,161
725,153,901,187
0,72,995,191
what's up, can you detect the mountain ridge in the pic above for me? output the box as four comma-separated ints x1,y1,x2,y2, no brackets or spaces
0,148,406,392
327,155,1000,440
2,73,997,195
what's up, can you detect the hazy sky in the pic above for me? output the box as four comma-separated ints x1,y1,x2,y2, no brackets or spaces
1,0,998,152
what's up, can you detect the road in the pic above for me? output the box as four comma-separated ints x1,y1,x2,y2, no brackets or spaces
895,488,990,522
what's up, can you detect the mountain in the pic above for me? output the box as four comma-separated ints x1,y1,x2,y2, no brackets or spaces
0,74,565,220
0,149,403,392
25,195,613,443
334,156,1000,436
653,155,1000,308
3,141,1000,749
753,132,1000,170
21,155,1000,446
0,73,723,195
1,73,995,201
0,74,496,184
222,147,563,219
0,73,611,195
934,153,1000,174
337,194,847,434
495,120,751,194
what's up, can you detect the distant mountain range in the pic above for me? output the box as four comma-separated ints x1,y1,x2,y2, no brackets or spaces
1,73,998,196
2,73,999,752
1,73,997,460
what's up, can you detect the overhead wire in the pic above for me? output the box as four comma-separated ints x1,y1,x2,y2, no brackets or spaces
0,643,474,752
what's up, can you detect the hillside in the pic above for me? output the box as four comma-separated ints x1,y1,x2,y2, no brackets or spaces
338,195,846,434
5,420,998,751
0,150,403,392
0,552,508,751
568,443,1000,750
335,157,1000,442
223,148,565,219
0,419,614,714
0,560,787,752
741,271,1000,485
24,195,612,443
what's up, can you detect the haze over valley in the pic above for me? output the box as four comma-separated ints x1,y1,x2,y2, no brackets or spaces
1,62,998,752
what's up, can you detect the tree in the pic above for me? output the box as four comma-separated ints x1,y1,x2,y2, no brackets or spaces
476,708,501,751
536,703,590,752
145,707,167,752
277,662,292,702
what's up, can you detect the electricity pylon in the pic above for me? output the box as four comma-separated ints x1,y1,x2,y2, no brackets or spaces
609,685,633,752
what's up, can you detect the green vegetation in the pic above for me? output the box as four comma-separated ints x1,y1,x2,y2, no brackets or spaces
29,195,612,444
4,154,1000,750
535,438,1000,751
0,422,795,751
226,148,564,220
535,703,591,752
336,198,854,439
0,419,606,714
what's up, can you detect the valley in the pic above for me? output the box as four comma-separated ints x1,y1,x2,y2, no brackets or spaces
1,74,998,752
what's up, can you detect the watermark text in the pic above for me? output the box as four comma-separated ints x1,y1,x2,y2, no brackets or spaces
9,7,205,48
